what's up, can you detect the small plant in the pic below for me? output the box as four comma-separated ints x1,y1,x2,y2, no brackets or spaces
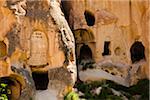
0,83,11,100
64,91,79,100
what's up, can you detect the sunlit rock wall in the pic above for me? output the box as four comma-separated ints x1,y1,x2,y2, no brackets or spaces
62,0,149,85
0,0,76,99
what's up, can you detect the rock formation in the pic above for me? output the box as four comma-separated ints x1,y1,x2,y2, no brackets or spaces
62,0,149,86
0,0,76,99
0,0,149,99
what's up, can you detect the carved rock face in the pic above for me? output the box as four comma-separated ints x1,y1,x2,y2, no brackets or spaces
0,41,7,58
62,0,149,86
1,0,77,99
0,60,9,77
28,31,48,66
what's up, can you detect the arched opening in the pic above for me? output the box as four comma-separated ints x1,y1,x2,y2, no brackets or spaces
130,41,145,63
114,47,121,56
73,29,95,71
102,41,111,56
0,41,7,58
28,31,48,66
32,72,49,90
79,44,94,70
84,10,95,26
79,44,93,62
74,29,95,43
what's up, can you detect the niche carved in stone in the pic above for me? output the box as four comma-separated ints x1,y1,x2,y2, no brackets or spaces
28,31,48,66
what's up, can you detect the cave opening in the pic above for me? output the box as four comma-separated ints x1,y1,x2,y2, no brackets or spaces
32,72,49,90
102,41,111,56
130,41,145,63
84,10,95,26
79,44,93,61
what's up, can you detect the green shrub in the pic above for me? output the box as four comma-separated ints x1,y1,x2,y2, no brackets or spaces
75,79,149,100
64,91,79,100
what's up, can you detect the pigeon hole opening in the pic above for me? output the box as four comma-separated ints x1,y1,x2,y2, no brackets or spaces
130,41,146,63
102,41,111,56
84,10,95,26
32,71,49,90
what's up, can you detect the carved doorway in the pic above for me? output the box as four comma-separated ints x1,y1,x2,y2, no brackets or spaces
80,44,92,61
130,41,145,63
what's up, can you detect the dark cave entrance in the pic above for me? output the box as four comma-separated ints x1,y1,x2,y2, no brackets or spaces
84,10,95,26
102,41,111,56
79,44,93,61
130,41,145,63
32,72,49,90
